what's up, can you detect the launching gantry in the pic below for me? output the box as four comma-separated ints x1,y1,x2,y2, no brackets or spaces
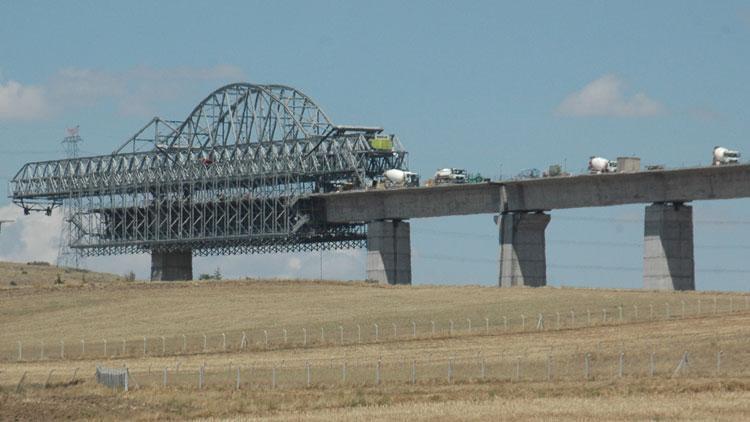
10,83,410,280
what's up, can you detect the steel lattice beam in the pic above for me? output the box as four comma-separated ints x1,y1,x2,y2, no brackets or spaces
9,83,410,256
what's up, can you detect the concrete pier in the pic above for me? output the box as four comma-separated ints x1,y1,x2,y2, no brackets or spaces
643,203,694,290
151,250,193,281
498,212,550,287
366,220,411,285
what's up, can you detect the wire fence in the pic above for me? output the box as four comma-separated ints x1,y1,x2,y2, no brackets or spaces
6,334,750,392
4,295,750,363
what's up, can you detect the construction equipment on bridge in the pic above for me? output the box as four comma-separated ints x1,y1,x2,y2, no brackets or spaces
9,83,411,257
433,168,467,185
588,156,618,174
382,169,420,188
713,146,740,166
542,164,572,178
514,168,541,180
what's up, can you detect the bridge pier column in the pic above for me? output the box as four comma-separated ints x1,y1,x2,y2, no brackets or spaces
498,212,550,287
151,250,193,281
643,203,694,290
367,220,411,285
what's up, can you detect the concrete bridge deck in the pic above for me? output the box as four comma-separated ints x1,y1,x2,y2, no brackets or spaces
313,164,750,289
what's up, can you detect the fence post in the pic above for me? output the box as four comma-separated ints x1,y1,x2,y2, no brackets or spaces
70,367,79,384
303,328,307,346
618,352,624,378
485,317,490,335
481,357,486,380
320,327,325,344
411,360,416,384
515,358,520,381
124,368,129,392
342,361,347,384
222,333,227,351
584,353,591,381
449,320,454,336
357,325,361,343
339,325,344,345
264,330,268,348
199,365,204,389
546,354,552,381
17,341,22,361
536,313,544,330
618,305,623,322
283,329,288,345
272,366,277,389
183,334,187,353
431,320,436,336
467,318,471,333
60,340,65,359
672,351,689,377
376,359,381,385
163,367,168,387
649,304,654,320
306,361,311,387
649,351,655,377
570,310,575,327
556,312,560,330
81,338,86,357
203,334,207,352
143,337,147,356
236,367,240,390
16,371,27,393
448,358,453,383
602,308,607,323
44,369,55,388
716,350,723,375
374,323,379,342
162,336,166,355
633,304,638,320
520,315,526,331
413,320,417,338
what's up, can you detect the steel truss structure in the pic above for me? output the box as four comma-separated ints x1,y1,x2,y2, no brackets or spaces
10,83,409,256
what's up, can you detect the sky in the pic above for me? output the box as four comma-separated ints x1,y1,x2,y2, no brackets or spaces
1,1,749,290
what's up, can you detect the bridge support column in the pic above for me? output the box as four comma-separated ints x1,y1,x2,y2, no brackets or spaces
498,212,550,287
643,203,694,290
151,250,193,281
367,220,411,285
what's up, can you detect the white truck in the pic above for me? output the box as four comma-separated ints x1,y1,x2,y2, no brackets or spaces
382,169,420,188
588,156,618,174
712,146,740,166
433,168,467,184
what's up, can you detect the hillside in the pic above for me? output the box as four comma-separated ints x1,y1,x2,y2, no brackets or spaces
1,267,750,420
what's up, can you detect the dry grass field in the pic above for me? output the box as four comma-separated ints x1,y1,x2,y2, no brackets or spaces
2,261,750,420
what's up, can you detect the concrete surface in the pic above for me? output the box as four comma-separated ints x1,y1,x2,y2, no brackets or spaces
367,220,411,285
643,203,695,290
151,250,193,281
499,212,550,287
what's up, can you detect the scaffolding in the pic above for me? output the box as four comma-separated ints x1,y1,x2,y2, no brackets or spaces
10,83,410,257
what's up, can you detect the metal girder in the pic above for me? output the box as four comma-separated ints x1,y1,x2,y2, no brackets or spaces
9,83,410,256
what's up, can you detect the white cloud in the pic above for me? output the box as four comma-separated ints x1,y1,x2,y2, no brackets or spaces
0,64,245,121
0,204,61,263
556,74,664,117
0,80,50,120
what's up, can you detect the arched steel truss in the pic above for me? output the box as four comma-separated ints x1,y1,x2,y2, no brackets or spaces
10,83,410,256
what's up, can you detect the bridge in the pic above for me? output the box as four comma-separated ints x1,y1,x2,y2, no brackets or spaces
9,82,750,290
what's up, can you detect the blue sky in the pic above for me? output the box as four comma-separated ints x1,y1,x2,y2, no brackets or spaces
1,1,749,290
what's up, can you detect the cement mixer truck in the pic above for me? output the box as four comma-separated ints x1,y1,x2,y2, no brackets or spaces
712,146,740,166
382,169,420,188
588,157,618,174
